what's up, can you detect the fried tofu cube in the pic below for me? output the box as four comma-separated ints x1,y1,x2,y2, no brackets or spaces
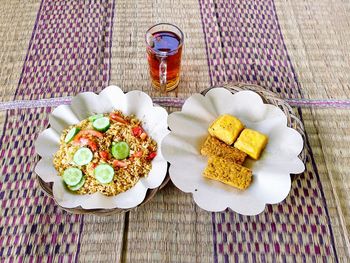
234,129,268,160
208,114,244,145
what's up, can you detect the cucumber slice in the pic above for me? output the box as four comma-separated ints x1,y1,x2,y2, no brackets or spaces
73,147,93,166
111,142,130,160
88,114,104,122
94,164,114,184
63,167,83,186
92,117,110,132
68,177,86,191
64,127,80,143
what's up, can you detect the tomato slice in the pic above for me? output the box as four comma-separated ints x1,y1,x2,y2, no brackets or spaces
147,152,157,160
99,151,109,160
87,140,98,151
112,160,127,168
132,126,143,137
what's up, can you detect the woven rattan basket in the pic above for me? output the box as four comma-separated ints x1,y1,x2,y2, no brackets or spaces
37,170,170,215
37,82,305,215
203,83,306,163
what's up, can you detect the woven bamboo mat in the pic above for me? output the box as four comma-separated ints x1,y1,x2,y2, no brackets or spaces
0,0,40,138
275,0,350,100
110,0,211,99
276,0,350,260
0,0,350,262
0,0,40,103
300,109,350,260
109,1,214,262
0,1,119,262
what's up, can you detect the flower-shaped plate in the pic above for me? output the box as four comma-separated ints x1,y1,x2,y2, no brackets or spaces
35,86,169,212
161,87,305,215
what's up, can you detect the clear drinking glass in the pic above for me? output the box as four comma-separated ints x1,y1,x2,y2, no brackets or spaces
145,23,184,92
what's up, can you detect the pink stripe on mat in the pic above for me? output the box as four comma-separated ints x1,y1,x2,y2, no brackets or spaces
1,96,350,112
198,0,338,262
0,0,115,261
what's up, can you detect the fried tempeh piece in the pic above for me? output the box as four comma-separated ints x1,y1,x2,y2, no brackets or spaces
203,156,252,190
200,136,247,164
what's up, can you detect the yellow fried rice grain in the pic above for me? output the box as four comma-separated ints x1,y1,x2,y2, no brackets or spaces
53,111,157,196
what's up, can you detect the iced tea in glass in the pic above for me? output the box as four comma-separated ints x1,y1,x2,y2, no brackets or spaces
145,23,184,92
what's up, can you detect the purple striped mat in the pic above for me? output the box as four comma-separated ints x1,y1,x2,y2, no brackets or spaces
0,0,115,261
199,0,337,262
1,96,350,112
0,0,341,262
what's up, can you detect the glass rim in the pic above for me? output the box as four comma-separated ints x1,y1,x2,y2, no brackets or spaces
145,23,184,56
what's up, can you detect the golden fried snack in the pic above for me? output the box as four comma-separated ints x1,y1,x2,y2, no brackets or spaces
203,156,252,190
200,136,247,164
234,128,268,160
208,114,244,145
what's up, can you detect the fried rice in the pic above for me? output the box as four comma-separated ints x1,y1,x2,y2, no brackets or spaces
53,110,157,196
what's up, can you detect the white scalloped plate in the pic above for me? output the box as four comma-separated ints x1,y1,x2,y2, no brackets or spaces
161,88,305,215
35,86,169,209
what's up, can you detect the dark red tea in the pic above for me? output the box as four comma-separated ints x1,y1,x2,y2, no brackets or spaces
147,31,183,91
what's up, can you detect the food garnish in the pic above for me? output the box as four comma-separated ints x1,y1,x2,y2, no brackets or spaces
64,127,80,143
234,129,268,160
111,142,130,160
203,157,252,190
201,114,268,190
92,117,110,132
201,136,246,164
53,111,157,196
208,114,244,145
